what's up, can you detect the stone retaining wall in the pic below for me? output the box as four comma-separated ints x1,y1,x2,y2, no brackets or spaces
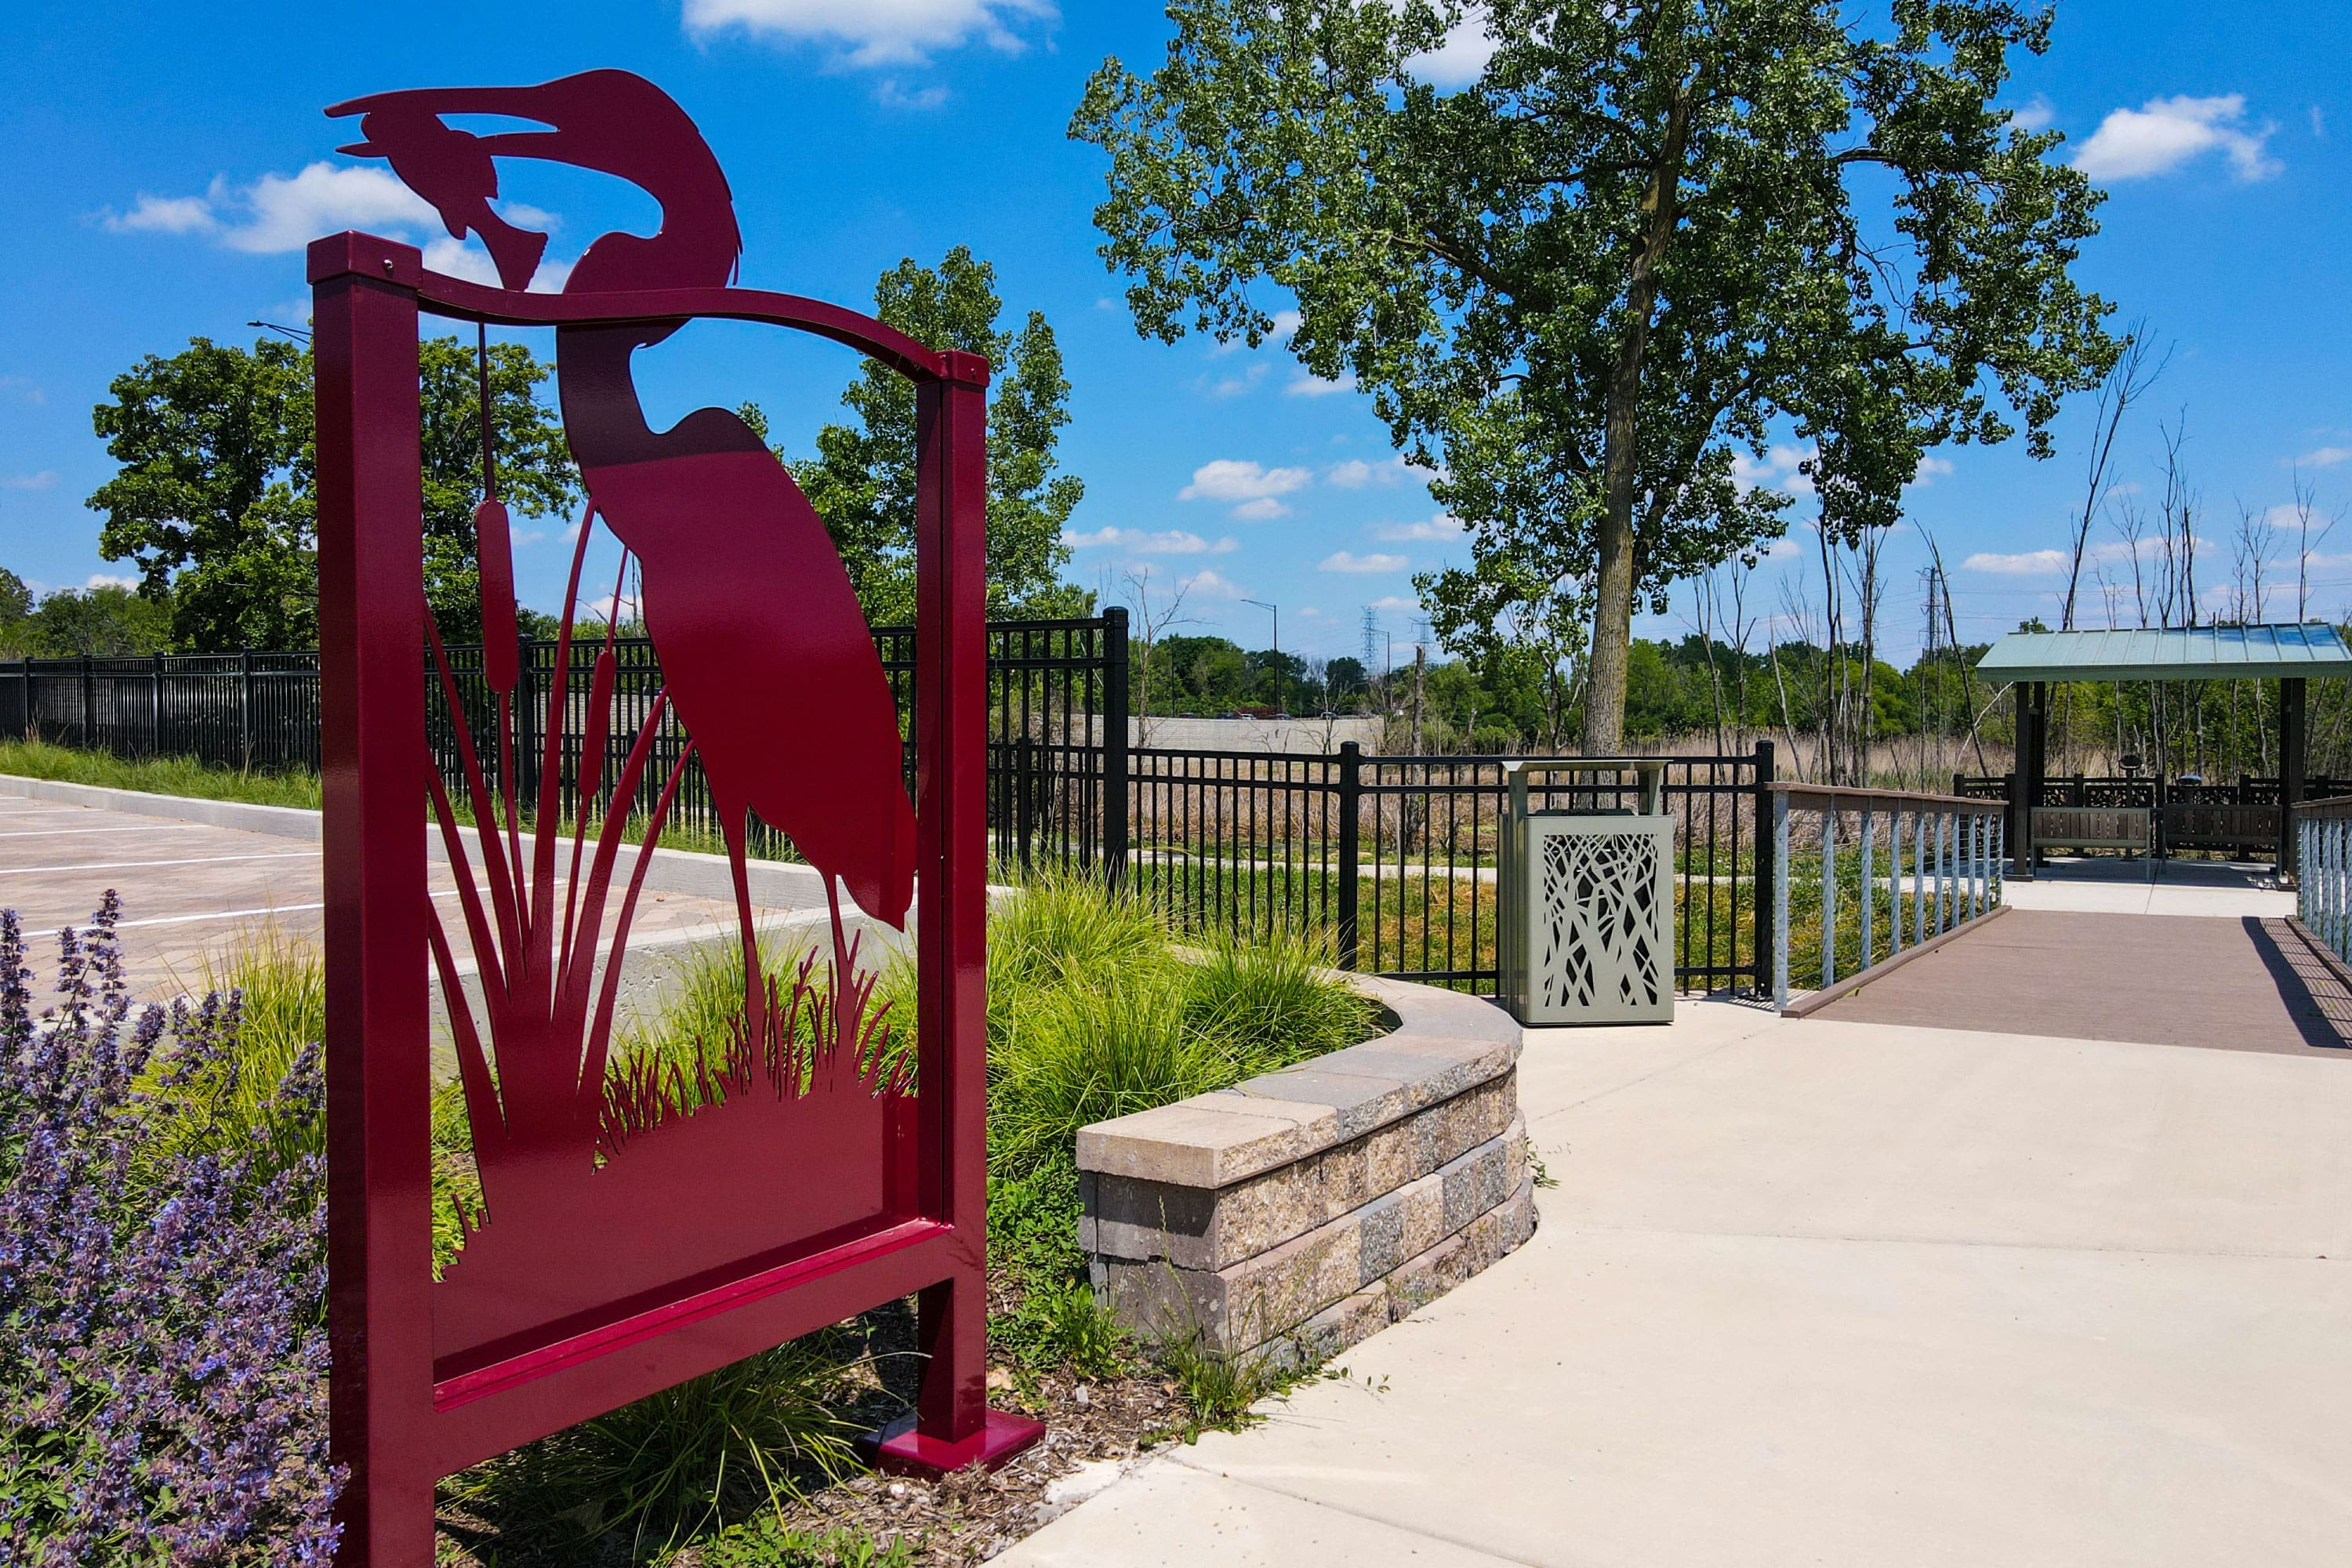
1077,975,1534,1364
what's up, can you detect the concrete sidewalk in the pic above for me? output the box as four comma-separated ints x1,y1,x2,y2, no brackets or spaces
1003,996,2352,1566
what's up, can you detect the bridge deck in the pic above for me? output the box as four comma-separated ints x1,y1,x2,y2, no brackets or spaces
1814,906,2352,1054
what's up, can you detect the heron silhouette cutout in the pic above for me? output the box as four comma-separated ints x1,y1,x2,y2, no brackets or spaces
329,71,916,1069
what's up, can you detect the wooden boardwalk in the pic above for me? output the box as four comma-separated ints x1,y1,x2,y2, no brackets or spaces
1815,907,2352,1054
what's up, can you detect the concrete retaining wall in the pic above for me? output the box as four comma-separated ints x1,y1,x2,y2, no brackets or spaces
1077,975,1534,1365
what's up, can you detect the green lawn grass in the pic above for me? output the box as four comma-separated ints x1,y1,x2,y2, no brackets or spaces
0,736,322,809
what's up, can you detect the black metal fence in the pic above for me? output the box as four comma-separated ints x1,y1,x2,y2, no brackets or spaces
2,626,1776,994
0,612,1130,873
1127,743,1774,994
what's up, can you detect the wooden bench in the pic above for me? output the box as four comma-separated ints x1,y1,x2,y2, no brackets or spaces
2031,805,2153,876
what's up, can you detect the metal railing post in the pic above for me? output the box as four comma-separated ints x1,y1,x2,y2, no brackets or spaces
1772,786,1790,1011
1858,808,1875,971
1913,809,1929,947
1102,605,1130,888
1336,741,1362,971
79,654,93,749
1752,741,1777,998
1820,805,1837,989
1888,810,1904,956
149,652,164,758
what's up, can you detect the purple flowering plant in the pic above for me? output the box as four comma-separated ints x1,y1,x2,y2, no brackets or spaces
0,893,342,1564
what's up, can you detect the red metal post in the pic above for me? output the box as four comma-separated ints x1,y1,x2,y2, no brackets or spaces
878,351,1043,1473
312,232,437,1566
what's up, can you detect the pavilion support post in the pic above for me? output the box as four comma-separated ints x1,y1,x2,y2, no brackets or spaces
2281,677,2307,881
2013,681,2048,880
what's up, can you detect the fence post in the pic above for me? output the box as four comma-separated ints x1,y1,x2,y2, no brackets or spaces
1336,741,1362,971
514,634,537,809
1751,741,1777,999
150,652,165,758
240,649,256,772
1770,784,1790,1011
1102,606,1130,887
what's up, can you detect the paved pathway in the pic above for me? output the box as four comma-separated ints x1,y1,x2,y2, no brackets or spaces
1817,907,2352,1053
1006,924,2352,1564
0,794,781,1011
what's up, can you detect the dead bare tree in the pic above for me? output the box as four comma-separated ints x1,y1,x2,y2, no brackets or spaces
1120,564,1196,748
2061,320,2170,631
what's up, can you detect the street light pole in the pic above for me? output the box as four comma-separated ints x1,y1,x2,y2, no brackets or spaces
1242,598,1281,716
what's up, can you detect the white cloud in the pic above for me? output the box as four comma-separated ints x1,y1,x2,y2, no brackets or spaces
2,470,59,491
1062,526,1236,556
1908,454,1955,488
103,162,575,290
2311,106,2328,140
1371,512,1464,543
1327,456,1409,488
683,0,1055,67
876,79,952,111
1287,372,1356,397
1961,548,2071,575
1367,593,1419,613
103,193,215,235
0,376,42,405
509,524,548,547
1199,362,1268,399
2293,445,2350,469
220,164,443,253
1179,459,1313,518
1734,443,1817,498
2008,96,2056,133
2074,94,2279,182
1179,568,1247,598
1319,550,1409,574
84,573,140,591
1403,8,1496,89
1207,307,1302,358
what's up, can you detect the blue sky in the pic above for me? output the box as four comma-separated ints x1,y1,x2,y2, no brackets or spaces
1,1,2346,669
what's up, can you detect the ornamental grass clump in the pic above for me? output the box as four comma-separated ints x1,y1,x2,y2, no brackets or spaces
0,895,342,1564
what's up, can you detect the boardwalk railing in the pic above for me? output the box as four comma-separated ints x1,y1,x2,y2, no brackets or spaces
2295,795,2352,966
1769,782,2009,1013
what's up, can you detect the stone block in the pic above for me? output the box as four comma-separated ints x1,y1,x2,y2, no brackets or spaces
1384,1233,1467,1319
1262,1285,1391,1370
1077,1097,1339,1188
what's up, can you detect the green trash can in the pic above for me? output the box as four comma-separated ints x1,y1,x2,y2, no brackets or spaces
1497,758,1675,1025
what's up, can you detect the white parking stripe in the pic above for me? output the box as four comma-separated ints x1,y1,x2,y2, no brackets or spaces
0,825,191,839
0,851,316,877
20,887,462,939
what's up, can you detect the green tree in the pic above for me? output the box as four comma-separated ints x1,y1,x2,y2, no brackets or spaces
19,583,174,656
1073,0,2116,752
793,247,1085,622
88,334,575,650
0,568,33,626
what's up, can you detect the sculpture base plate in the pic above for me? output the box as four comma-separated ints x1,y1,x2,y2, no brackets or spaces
865,1410,1047,1477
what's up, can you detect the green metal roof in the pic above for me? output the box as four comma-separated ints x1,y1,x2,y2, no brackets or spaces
1975,623,2352,683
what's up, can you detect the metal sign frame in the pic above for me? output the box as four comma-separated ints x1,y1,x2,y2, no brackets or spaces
312,72,1038,1565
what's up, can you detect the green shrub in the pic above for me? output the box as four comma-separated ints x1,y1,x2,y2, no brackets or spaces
444,1331,867,1556
0,736,321,808
127,924,326,1198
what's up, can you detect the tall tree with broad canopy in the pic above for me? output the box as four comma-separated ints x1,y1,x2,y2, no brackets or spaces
1072,0,2118,750
793,246,1088,623
89,335,575,650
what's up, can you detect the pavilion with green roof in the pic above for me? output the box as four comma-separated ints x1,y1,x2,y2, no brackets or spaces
1973,622,2352,880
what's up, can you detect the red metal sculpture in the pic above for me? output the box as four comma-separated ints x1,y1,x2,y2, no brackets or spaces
310,70,1039,1565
